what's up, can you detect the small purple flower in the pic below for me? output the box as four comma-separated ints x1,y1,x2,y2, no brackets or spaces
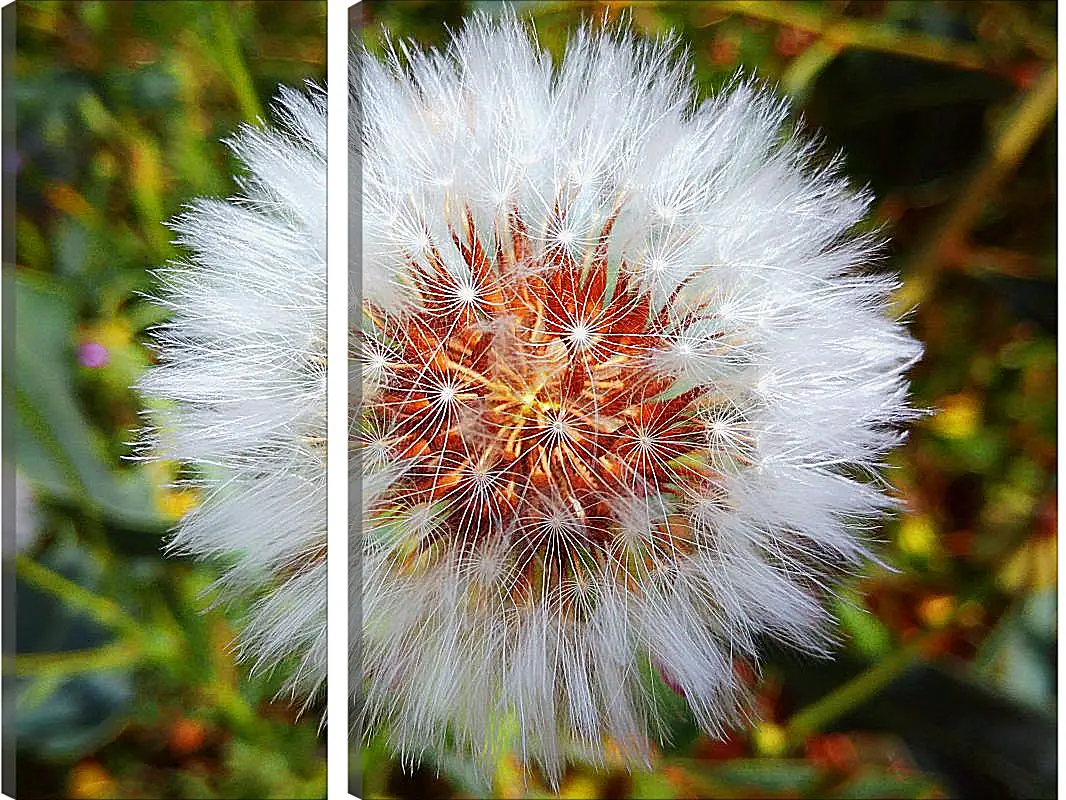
78,341,109,368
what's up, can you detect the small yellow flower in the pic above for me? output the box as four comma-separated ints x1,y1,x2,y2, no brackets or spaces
917,595,955,629
67,760,116,800
897,514,939,559
930,393,979,439
157,487,200,520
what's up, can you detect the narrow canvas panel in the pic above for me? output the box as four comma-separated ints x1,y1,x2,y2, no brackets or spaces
5,3,328,797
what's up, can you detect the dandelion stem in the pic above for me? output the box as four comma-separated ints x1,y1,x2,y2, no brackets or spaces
710,0,987,72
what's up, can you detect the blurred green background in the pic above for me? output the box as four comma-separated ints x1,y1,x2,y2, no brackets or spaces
356,1,1056,799
8,2,326,798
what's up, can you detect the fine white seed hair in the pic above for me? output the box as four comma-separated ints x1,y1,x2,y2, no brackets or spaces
139,85,328,702
356,12,921,784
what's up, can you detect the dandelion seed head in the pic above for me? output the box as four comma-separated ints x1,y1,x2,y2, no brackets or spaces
139,86,327,701
357,11,921,783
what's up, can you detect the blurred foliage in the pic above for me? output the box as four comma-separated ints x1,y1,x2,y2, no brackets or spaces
8,1,326,798
357,1,1056,798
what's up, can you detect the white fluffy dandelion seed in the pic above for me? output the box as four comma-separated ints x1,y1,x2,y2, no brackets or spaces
139,86,327,699
355,13,921,780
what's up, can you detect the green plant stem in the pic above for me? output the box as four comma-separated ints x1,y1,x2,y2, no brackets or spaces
785,632,934,746
895,62,1057,311
711,0,987,72
780,38,842,101
10,640,142,677
211,2,264,123
16,555,139,634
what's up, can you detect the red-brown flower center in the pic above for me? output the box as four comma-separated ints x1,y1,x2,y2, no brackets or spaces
361,210,713,587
